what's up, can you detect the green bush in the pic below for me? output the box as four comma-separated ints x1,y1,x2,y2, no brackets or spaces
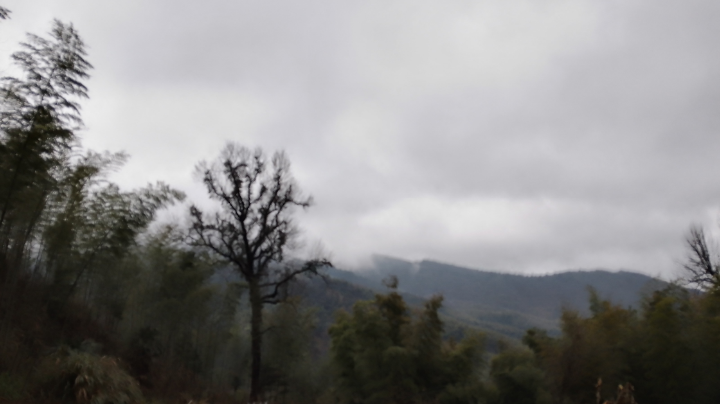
37,347,143,404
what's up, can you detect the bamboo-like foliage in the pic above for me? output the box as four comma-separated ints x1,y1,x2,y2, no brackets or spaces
525,285,720,404
329,280,487,404
0,19,90,268
0,19,93,343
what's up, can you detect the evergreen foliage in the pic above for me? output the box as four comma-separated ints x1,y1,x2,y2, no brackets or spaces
329,281,487,404
0,19,90,291
525,285,720,404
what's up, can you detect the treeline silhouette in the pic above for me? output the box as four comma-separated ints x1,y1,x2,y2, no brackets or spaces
2,10,720,404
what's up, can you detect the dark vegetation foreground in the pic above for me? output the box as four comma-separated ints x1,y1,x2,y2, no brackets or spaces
2,6,720,404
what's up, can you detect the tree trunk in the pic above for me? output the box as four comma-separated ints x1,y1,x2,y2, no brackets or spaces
249,276,263,402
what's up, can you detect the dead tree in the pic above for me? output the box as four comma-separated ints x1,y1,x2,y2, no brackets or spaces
189,143,330,402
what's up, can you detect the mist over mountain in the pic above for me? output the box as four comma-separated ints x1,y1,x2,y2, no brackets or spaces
323,255,668,339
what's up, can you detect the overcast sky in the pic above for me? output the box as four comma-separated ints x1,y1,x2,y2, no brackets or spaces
2,0,720,278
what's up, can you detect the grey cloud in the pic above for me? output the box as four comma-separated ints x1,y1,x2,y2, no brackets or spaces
3,0,720,277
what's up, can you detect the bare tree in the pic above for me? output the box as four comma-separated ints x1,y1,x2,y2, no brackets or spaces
683,225,719,290
189,143,330,401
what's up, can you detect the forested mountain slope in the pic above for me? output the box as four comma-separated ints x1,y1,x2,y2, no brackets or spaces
324,255,667,338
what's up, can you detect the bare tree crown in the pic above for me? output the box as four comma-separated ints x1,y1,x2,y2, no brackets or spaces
189,143,315,280
189,143,330,400
684,225,719,290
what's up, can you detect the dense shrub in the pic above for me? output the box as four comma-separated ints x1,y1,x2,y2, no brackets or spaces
37,347,143,404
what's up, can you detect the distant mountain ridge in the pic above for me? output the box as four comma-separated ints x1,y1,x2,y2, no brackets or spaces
324,255,667,339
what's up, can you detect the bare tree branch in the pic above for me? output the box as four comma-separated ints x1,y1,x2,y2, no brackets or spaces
260,259,331,304
187,143,331,401
683,225,719,290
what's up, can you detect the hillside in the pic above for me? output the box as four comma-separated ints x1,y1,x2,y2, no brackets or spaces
323,255,667,339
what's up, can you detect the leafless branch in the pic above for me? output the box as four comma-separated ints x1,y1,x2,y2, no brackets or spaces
683,225,719,290
260,259,331,304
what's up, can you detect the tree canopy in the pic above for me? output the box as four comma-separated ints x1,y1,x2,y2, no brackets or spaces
329,280,487,404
